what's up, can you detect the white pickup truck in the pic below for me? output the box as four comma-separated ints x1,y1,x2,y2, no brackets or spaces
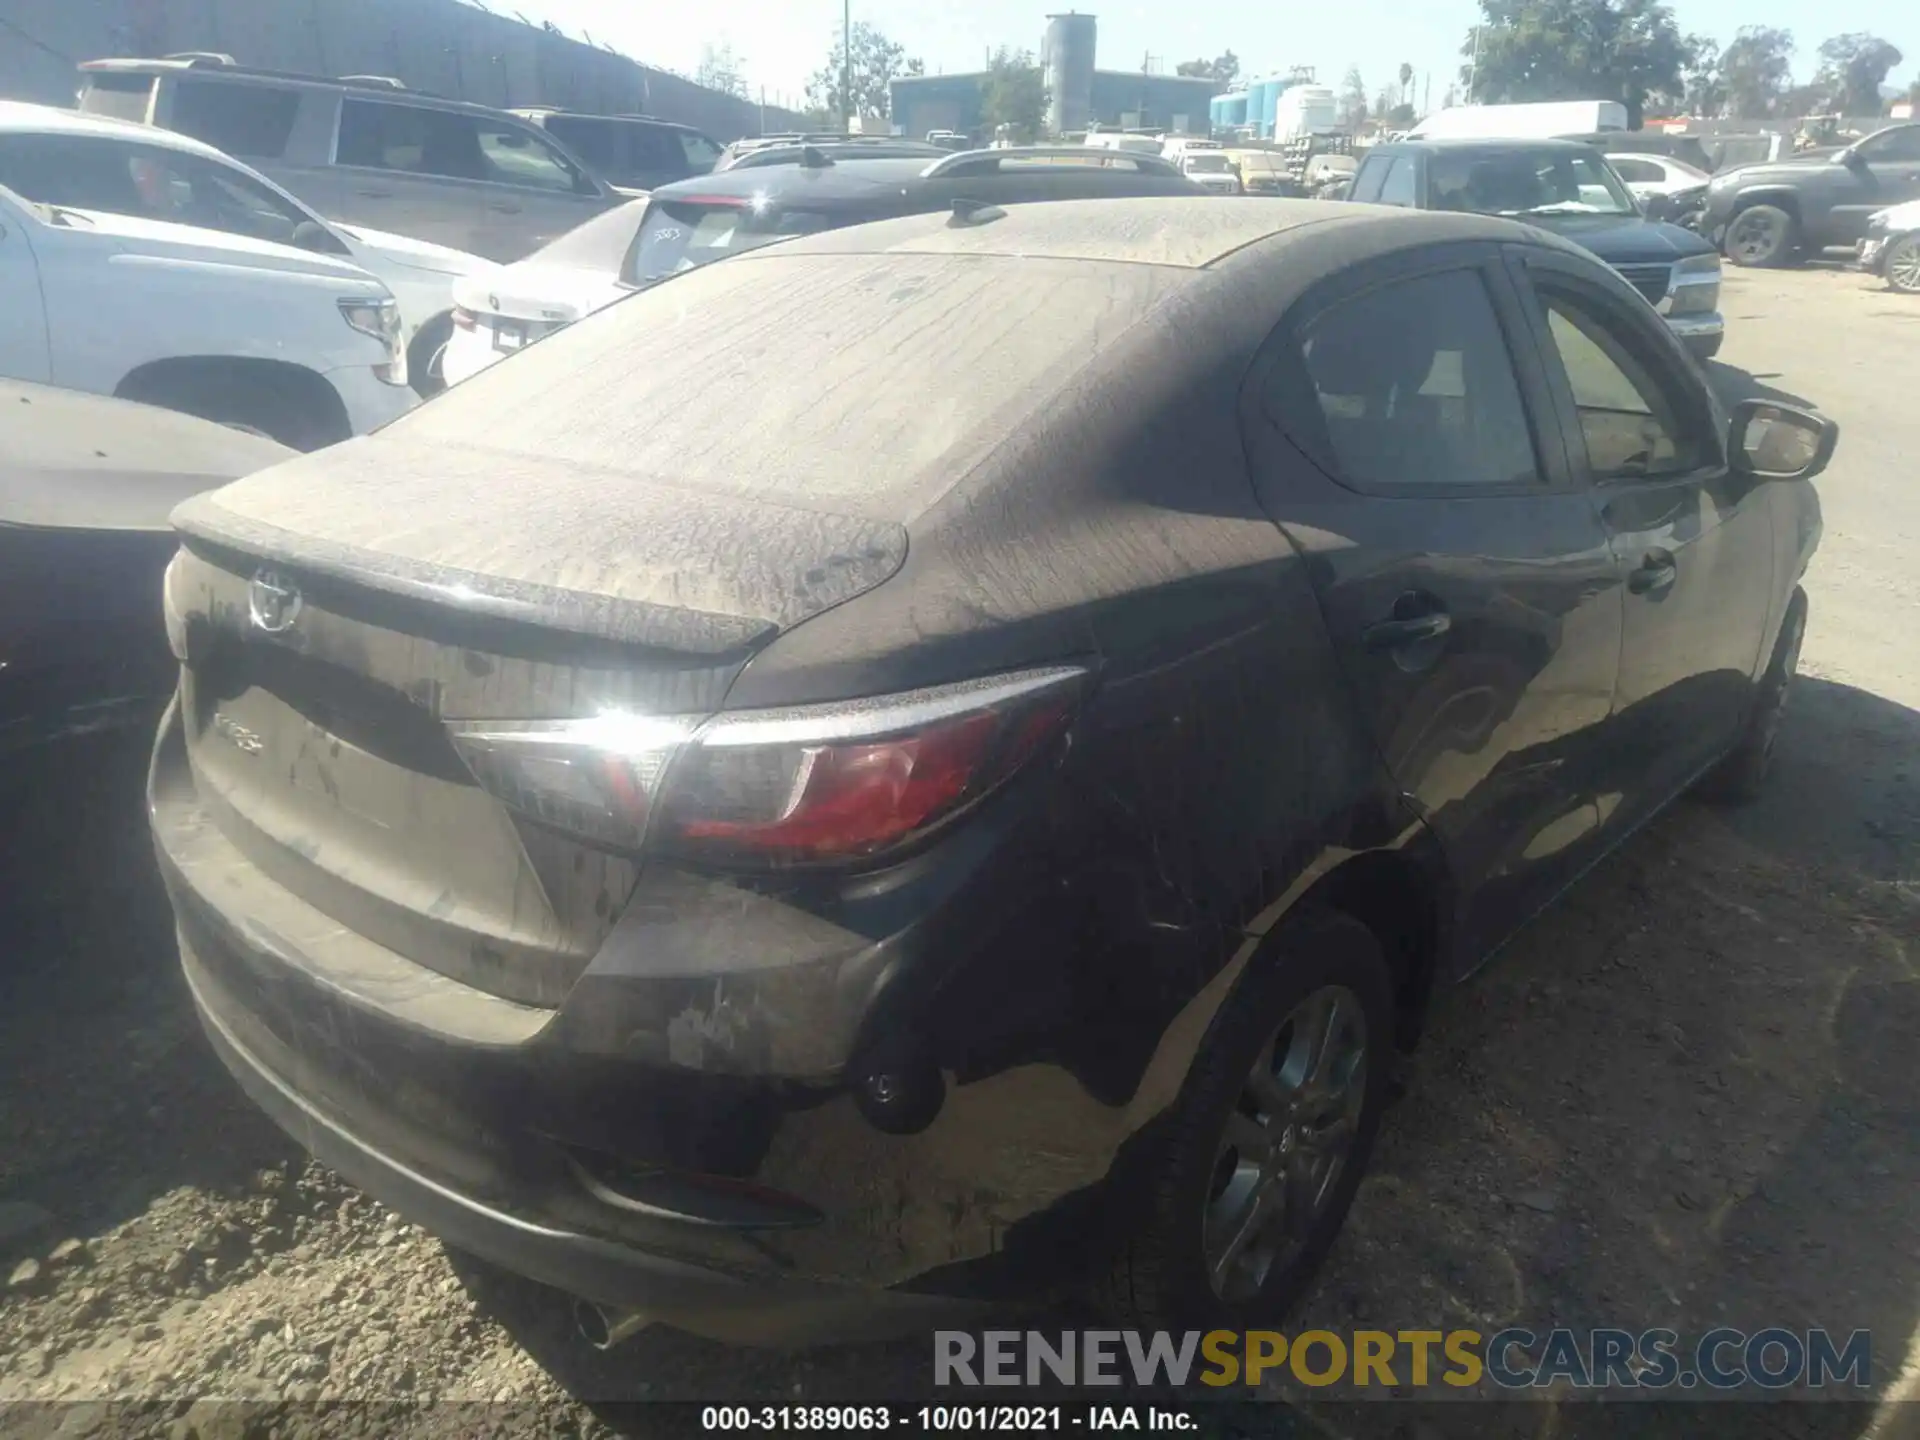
0,184,415,449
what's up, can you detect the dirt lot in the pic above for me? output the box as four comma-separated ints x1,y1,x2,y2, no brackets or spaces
2,264,1916,1439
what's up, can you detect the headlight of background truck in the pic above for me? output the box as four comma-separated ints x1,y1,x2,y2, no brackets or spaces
338,297,408,388
1667,252,1721,316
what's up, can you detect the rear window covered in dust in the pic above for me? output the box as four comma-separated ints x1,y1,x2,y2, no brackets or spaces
404,250,1186,520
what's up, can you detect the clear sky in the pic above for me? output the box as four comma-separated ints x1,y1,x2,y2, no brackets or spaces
510,0,1917,115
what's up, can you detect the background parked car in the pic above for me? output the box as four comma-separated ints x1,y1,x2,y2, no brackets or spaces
443,146,1204,385
1349,138,1726,358
77,55,622,262
1701,122,1920,268
1180,150,1244,194
0,176,414,447
148,197,1835,1346
1859,198,1920,293
1,381,287,759
0,102,482,396
1607,152,1713,205
514,110,722,192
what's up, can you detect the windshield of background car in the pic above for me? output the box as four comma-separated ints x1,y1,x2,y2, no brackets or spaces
623,199,840,284
1430,149,1637,216
1185,154,1231,173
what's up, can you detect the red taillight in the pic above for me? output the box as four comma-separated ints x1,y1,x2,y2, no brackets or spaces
452,306,477,330
447,668,1085,868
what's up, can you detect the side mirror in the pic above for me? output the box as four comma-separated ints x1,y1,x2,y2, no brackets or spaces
1728,399,1838,482
1643,193,1672,221
1840,147,1869,171
291,219,333,252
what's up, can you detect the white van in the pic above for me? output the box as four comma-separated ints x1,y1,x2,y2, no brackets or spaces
1408,100,1628,141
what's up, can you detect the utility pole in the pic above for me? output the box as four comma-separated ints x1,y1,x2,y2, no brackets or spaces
841,0,853,131
1466,26,1481,105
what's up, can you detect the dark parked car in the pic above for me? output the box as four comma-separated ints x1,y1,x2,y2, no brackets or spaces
1349,138,1726,358
513,110,724,193
1702,122,1920,268
1,382,287,758
151,198,1836,1345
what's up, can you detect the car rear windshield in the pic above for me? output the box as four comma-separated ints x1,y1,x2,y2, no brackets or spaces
78,73,155,123
1185,154,1232,173
623,199,842,284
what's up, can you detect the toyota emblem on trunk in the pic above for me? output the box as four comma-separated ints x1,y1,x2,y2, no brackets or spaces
248,569,303,633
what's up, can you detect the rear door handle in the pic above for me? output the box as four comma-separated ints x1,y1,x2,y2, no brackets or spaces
1363,611,1452,650
487,200,523,214
355,187,394,199
1628,553,1678,595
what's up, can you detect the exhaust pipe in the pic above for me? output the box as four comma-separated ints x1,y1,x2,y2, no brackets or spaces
573,1297,652,1350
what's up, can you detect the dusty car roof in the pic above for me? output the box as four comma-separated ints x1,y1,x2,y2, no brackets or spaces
748,195,1517,269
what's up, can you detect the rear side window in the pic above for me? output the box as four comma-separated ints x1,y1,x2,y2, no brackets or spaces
679,132,722,171
625,200,837,283
541,116,618,172
169,79,302,160
475,120,587,192
79,73,156,123
337,100,482,180
1610,158,1662,183
1286,268,1541,493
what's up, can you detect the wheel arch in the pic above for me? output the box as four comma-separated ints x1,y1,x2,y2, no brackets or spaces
1727,188,1803,224
114,355,349,446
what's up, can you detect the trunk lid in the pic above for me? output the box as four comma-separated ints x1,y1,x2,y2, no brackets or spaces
167,435,906,1006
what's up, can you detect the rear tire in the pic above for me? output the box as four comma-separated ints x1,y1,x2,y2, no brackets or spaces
1723,204,1798,268
1104,910,1394,1328
1701,587,1807,805
1885,235,1920,295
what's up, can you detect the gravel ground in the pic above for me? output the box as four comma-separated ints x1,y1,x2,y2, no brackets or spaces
2,265,1916,1439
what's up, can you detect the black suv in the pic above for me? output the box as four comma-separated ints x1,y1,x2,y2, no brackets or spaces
1700,122,1920,268
515,110,724,192
1349,138,1725,359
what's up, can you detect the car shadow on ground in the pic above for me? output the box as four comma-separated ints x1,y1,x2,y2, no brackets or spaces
1705,360,1815,411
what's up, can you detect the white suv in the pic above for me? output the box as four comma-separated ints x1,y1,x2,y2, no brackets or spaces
0,176,414,449
0,103,484,395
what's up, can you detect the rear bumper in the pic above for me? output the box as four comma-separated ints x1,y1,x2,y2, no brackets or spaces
441,324,507,387
179,930,977,1343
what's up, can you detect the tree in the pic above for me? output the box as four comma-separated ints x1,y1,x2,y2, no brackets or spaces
980,47,1045,142
1174,51,1240,87
1679,35,1724,116
805,21,924,123
1388,102,1417,126
1398,61,1415,105
1721,26,1795,119
695,43,749,100
1340,66,1369,129
1374,84,1398,120
1812,34,1903,116
1457,0,1693,129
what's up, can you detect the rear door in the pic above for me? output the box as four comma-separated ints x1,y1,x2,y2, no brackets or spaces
1240,242,1625,963
1511,247,1770,819
470,115,611,259
333,98,489,254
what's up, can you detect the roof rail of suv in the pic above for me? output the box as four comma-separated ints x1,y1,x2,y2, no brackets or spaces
338,74,407,90
162,52,237,67
923,146,1183,178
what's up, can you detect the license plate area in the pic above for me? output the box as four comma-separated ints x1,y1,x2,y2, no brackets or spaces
492,319,528,353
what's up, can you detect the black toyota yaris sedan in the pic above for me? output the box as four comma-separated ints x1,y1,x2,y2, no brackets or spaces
149,197,1836,1345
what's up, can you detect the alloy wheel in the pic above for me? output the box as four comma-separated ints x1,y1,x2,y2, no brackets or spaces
1889,238,1920,295
1729,211,1782,265
1203,983,1369,1302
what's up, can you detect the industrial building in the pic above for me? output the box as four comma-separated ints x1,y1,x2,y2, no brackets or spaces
889,12,1217,141
1210,68,1325,139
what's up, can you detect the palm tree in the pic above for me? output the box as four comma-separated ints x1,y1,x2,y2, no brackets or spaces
1398,61,1413,106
